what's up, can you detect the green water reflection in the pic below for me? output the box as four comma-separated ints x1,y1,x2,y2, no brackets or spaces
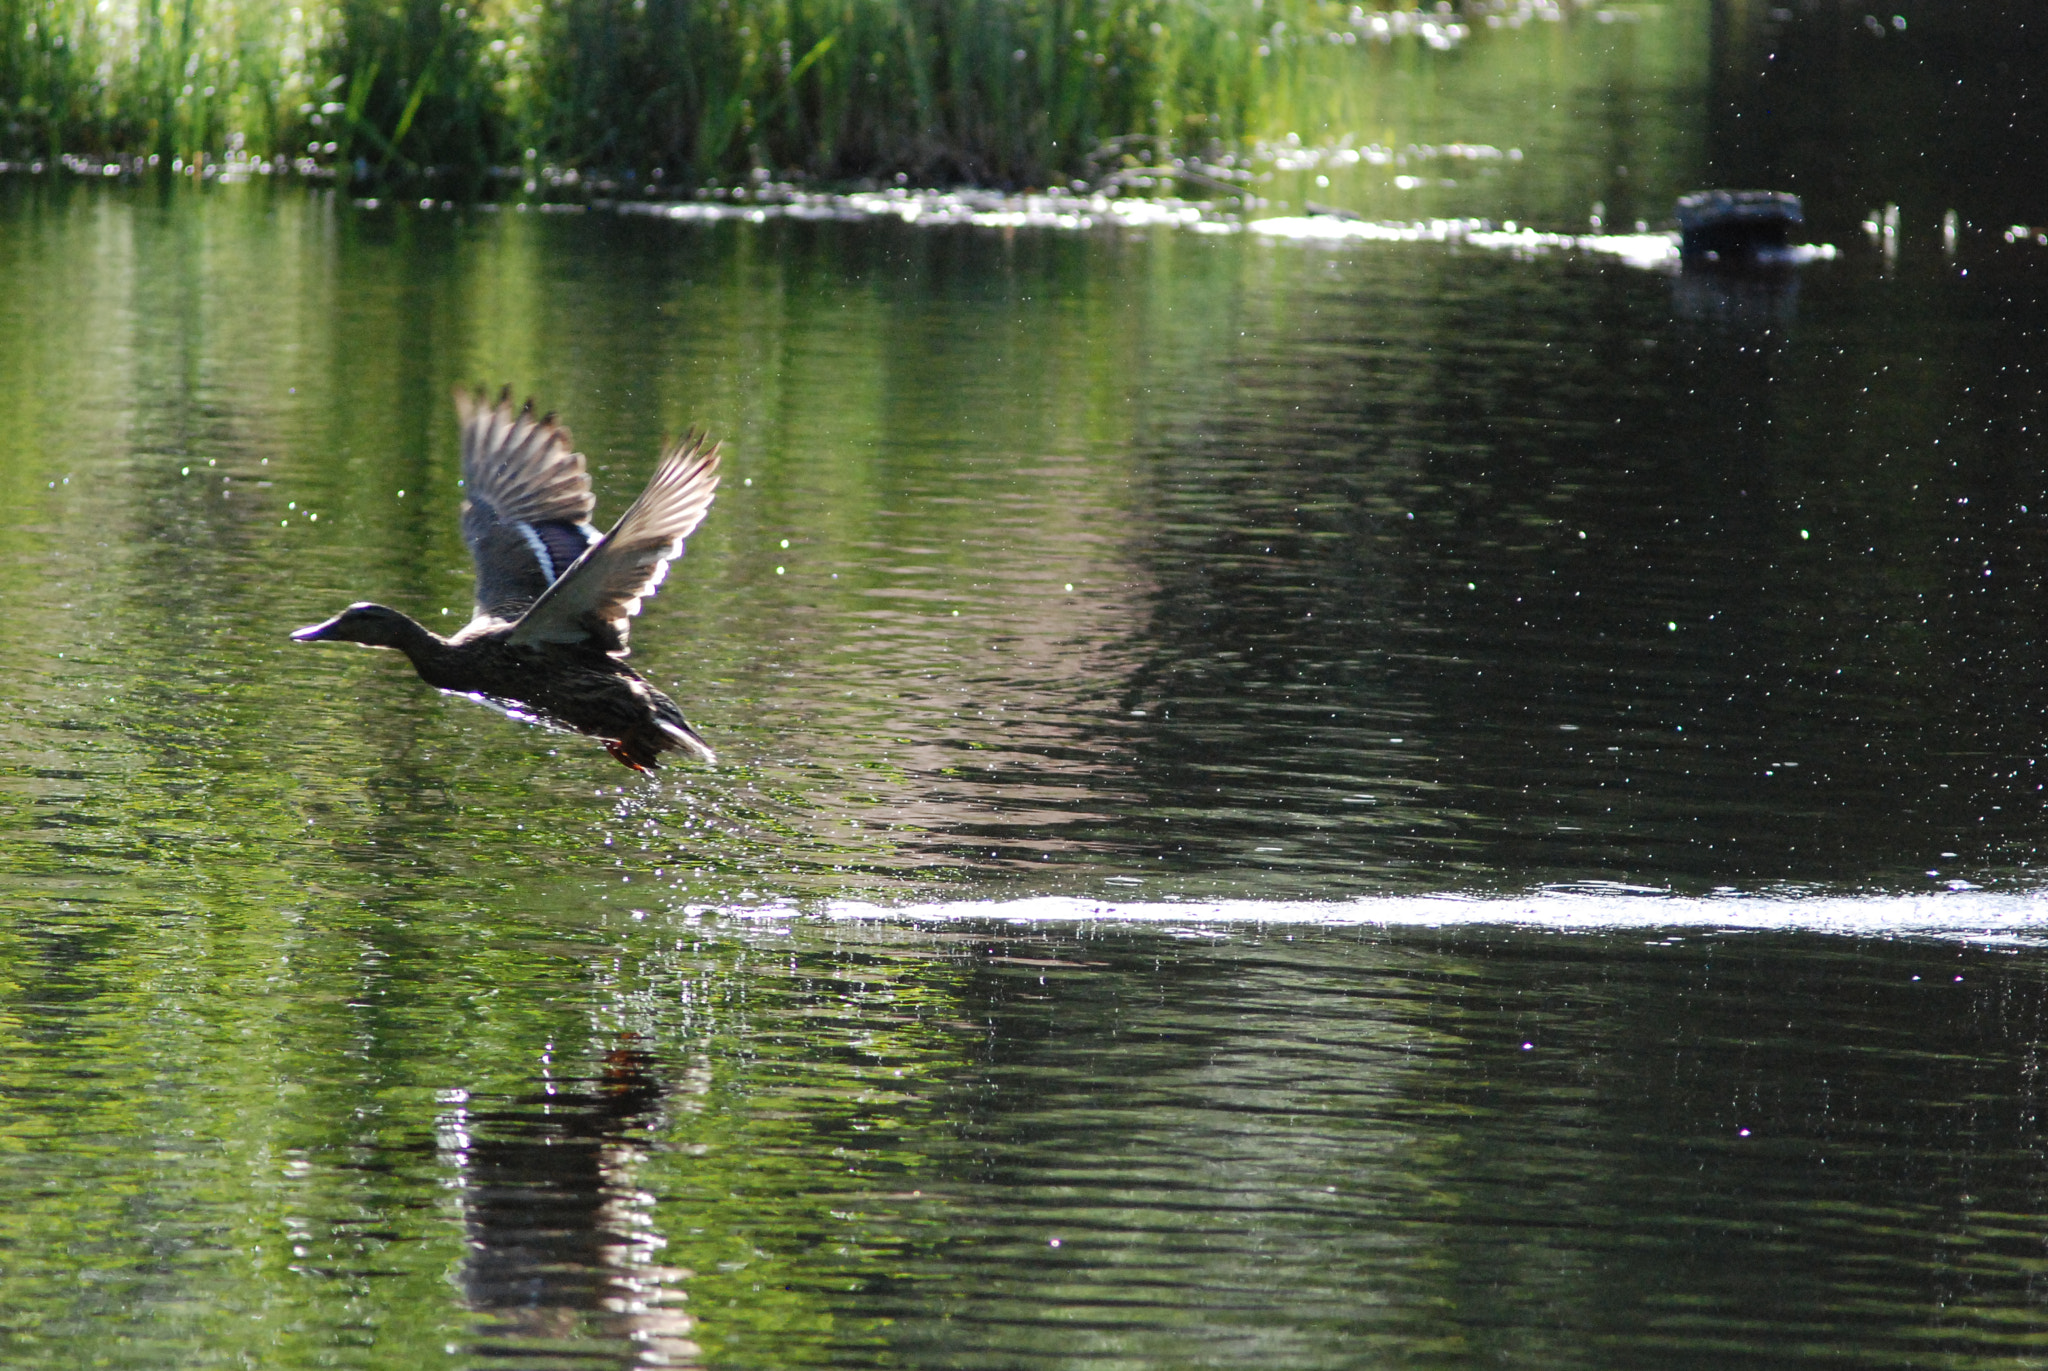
10,183,2042,901
7,906,2048,1368
6,2,2048,1365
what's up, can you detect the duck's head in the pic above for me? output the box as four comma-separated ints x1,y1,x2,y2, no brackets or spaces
291,602,421,648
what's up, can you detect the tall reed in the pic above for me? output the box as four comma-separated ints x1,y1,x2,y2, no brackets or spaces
323,0,506,178
1,0,1439,183
1,0,327,160
524,0,1319,184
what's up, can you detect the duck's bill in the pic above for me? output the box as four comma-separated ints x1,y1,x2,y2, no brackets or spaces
290,616,344,641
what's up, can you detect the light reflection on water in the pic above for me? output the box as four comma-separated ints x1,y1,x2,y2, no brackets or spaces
824,889,2048,942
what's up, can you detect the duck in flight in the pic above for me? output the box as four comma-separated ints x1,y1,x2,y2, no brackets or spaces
292,388,721,771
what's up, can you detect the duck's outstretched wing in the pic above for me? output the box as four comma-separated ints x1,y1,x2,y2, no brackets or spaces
507,431,721,655
456,387,602,621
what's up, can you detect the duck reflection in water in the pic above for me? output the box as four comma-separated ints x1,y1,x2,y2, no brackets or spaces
438,1040,701,1367
293,388,721,771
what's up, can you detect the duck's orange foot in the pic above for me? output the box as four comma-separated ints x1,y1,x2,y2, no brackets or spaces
605,740,654,772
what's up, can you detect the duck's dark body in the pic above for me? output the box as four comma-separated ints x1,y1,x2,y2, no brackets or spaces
293,390,721,771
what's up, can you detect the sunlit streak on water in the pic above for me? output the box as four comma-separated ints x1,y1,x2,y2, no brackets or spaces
823,889,2048,942
609,192,1842,273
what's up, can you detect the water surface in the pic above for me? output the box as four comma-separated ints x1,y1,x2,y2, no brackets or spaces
4,3,2048,1365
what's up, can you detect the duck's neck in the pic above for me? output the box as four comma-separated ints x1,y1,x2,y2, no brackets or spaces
381,615,469,688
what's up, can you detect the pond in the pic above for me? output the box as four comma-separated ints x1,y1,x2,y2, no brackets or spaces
4,3,2048,1366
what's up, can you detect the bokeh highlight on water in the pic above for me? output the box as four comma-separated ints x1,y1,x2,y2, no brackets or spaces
5,2,2048,1366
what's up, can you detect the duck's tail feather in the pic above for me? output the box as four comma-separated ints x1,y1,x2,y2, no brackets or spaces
655,717,717,765
606,715,715,771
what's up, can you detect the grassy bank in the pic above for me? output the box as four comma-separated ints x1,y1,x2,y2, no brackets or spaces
0,0,1477,185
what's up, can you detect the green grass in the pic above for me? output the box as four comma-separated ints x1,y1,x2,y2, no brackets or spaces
0,0,1454,185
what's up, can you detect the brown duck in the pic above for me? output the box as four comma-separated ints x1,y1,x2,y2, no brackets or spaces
293,388,722,770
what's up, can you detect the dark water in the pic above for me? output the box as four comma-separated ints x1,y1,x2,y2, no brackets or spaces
5,2,2048,1365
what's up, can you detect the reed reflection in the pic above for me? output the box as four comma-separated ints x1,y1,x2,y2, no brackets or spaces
437,1040,700,1368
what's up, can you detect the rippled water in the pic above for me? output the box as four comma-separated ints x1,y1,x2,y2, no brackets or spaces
6,3,2048,1365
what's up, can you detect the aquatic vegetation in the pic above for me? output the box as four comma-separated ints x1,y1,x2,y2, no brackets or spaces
0,0,326,161
0,0,1525,183
521,0,1365,184
321,0,509,180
